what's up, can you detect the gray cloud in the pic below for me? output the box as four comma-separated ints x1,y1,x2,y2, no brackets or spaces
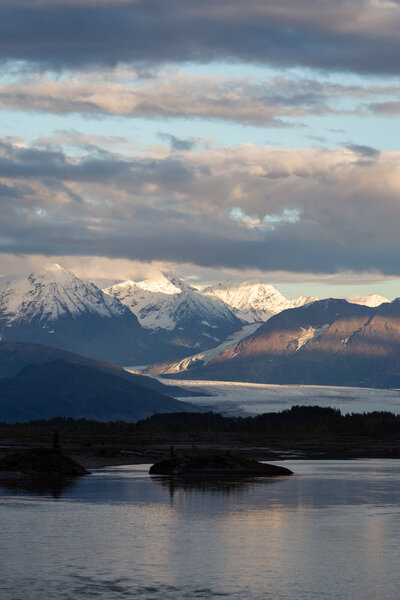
158,133,197,152
369,101,400,115
344,144,381,158
2,137,400,275
1,1,400,74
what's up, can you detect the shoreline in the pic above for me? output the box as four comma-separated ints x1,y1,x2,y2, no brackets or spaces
3,433,400,470
61,439,400,469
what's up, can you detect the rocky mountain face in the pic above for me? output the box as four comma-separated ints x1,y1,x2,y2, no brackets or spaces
104,272,242,355
171,298,400,388
202,281,318,322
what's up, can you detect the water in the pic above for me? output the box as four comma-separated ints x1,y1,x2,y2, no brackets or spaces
1,461,400,599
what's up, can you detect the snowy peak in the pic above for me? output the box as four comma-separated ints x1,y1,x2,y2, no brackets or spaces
104,273,240,334
134,271,192,295
104,278,178,330
0,265,127,324
290,294,319,309
347,294,389,308
203,281,288,322
203,280,317,322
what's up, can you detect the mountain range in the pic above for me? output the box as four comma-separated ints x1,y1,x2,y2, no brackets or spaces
0,264,394,384
202,281,318,322
0,266,243,364
166,297,400,388
0,266,322,366
104,272,242,354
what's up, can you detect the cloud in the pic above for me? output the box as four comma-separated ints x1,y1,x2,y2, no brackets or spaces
0,71,324,126
1,69,400,126
2,136,400,275
33,130,138,153
158,133,197,152
0,1,400,74
229,207,301,231
344,143,381,158
368,100,400,115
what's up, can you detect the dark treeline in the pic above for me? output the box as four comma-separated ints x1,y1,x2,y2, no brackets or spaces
2,406,400,440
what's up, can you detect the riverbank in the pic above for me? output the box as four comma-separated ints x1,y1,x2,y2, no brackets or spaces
2,437,400,469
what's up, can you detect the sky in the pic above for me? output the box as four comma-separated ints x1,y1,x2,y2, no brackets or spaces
2,0,400,299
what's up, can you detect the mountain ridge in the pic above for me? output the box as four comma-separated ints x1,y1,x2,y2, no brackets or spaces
0,359,193,423
104,272,242,355
165,298,400,388
0,265,394,369
0,340,196,397
202,280,318,322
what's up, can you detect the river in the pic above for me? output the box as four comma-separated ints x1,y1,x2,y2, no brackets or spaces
1,460,400,599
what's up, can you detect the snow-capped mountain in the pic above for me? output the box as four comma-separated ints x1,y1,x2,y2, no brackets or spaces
0,264,127,324
0,265,148,364
202,281,318,322
104,272,191,330
346,294,389,308
1,265,393,370
104,272,242,351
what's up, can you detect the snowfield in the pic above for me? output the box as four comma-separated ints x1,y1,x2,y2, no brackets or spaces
156,379,400,416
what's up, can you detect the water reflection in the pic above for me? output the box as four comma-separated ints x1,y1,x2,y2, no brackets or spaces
2,461,400,600
151,475,282,498
0,474,81,499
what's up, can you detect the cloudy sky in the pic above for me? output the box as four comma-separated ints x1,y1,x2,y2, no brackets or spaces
2,0,400,298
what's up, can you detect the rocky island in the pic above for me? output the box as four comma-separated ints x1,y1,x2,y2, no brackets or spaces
149,451,293,477
0,447,89,477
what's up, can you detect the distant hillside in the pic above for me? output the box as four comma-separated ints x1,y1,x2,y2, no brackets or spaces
0,360,193,423
0,340,195,398
172,298,400,388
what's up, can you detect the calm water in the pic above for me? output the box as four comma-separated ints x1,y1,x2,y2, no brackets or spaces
1,461,400,599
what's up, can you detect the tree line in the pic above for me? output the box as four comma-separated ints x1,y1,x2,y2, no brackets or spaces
1,406,400,440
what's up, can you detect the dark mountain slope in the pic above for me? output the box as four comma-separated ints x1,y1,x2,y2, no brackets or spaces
0,341,194,397
0,360,193,423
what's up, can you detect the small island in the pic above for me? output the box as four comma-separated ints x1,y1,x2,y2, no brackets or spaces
0,447,89,477
149,451,293,477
